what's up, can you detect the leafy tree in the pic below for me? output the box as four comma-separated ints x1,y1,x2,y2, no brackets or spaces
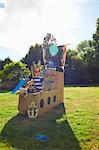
93,18,99,61
76,40,96,70
0,61,30,82
66,49,84,70
0,57,12,70
65,49,85,84
76,40,96,83
65,42,95,84
22,44,44,69
0,61,30,90
73,18,99,84
91,18,99,82
77,40,92,52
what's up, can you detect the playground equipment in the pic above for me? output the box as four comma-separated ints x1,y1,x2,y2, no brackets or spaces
17,35,67,119
11,79,26,94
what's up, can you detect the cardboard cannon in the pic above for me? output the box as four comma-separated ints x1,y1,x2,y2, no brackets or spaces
18,41,67,119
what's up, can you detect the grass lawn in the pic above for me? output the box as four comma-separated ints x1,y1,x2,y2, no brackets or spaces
0,87,99,150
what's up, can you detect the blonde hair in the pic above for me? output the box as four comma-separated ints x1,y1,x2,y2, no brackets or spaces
27,79,34,85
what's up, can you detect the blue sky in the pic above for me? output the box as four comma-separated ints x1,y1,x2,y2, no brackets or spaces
0,0,99,61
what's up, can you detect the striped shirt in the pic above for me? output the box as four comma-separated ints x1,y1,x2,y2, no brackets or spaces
34,76,43,92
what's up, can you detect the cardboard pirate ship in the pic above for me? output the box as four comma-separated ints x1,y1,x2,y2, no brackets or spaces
18,42,67,119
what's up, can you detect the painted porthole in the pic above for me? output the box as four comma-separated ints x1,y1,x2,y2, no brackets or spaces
40,99,44,108
47,97,51,105
53,96,56,103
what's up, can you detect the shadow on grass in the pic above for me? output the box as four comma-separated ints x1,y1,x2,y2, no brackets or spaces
1,105,81,150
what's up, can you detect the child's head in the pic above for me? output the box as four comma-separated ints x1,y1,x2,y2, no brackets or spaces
27,79,34,89
34,68,41,77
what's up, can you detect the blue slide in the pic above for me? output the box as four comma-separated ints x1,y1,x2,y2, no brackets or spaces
11,78,26,94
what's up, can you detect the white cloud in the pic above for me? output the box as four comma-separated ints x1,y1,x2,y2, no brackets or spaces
0,0,80,60
0,9,6,23
75,0,87,2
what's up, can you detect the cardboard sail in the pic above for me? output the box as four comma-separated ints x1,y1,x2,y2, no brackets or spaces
43,44,67,68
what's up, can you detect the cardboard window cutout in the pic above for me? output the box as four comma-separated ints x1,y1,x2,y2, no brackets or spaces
47,97,51,104
40,99,44,108
53,96,56,103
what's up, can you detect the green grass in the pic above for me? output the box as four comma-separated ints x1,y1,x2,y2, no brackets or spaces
0,87,99,150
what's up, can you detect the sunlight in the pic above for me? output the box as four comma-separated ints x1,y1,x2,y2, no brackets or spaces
0,0,80,59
